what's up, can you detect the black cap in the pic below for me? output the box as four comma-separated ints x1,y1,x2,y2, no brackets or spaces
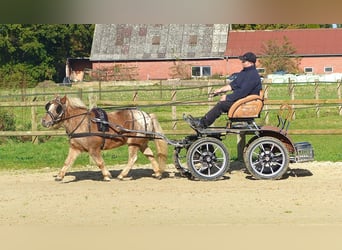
238,52,257,63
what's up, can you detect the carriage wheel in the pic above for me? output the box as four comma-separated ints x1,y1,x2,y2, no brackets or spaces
244,136,289,180
173,146,193,179
186,137,230,181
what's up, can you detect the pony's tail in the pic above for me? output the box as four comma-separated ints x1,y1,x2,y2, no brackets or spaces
150,113,168,173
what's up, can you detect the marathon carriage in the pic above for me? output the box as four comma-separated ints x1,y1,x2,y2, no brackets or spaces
173,90,314,181
42,92,314,182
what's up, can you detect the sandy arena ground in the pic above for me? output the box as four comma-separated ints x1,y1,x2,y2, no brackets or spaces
0,161,341,249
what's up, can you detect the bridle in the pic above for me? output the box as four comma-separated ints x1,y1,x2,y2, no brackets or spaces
44,99,66,126
44,98,89,131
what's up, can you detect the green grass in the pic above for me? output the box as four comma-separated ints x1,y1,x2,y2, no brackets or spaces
0,134,238,170
1,132,340,170
0,81,341,170
0,138,70,169
290,135,342,162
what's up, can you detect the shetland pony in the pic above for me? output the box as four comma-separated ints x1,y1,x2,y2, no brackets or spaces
41,95,168,181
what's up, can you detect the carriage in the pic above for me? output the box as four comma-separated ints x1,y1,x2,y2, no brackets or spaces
173,90,314,181
42,91,314,182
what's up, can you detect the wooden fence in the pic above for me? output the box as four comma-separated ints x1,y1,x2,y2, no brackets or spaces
1,81,342,143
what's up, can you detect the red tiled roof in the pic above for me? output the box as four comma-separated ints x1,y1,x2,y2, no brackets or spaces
226,29,342,57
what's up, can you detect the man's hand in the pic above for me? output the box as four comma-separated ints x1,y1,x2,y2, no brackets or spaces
219,95,227,101
212,90,226,96
212,84,232,97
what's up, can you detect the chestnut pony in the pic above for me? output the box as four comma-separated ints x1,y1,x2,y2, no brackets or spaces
41,95,168,181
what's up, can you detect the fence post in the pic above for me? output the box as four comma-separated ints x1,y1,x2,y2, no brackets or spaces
237,132,246,161
31,93,38,144
159,80,163,99
207,81,213,110
88,88,97,108
315,81,320,118
98,79,102,100
338,80,342,116
264,84,269,125
171,81,177,130
88,90,96,166
288,79,296,120
133,89,138,102
77,88,83,100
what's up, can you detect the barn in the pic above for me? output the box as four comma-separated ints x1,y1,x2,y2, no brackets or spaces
87,24,230,81
226,28,342,76
67,25,342,82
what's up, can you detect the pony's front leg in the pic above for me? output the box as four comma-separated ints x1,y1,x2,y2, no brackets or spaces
117,145,139,180
56,147,81,181
89,149,112,181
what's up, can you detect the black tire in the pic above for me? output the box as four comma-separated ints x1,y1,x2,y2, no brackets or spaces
186,137,230,181
244,136,289,180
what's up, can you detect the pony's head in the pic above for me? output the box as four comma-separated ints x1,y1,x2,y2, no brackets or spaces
41,95,67,128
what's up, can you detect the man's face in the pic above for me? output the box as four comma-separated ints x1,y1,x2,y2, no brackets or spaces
241,60,253,67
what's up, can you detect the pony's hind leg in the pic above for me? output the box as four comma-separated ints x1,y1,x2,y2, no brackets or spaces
56,147,81,181
89,149,112,181
140,143,164,179
117,145,139,180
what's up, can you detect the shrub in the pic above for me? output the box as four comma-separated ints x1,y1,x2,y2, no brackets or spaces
0,109,16,131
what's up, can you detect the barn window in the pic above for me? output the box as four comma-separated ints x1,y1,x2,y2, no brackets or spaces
324,66,333,73
304,67,313,73
192,66,211,77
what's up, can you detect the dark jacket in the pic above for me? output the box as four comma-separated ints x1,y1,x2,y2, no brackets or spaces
227,65,262,102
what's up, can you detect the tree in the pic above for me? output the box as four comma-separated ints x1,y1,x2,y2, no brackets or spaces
0,24,48,87
0,24,94,87
169,60,191,79
259,36,300,74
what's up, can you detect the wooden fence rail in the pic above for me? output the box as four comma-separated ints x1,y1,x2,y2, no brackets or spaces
1,98,341,108
1,81,342,143
1,97,342,141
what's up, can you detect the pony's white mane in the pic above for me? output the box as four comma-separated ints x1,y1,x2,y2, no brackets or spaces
67,96,87,109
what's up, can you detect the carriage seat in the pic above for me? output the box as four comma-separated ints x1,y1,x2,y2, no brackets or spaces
228,90,264,119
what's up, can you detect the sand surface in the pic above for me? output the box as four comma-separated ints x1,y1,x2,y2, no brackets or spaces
0,161,341,249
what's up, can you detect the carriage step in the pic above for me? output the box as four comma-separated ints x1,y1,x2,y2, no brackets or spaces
292,142,314,163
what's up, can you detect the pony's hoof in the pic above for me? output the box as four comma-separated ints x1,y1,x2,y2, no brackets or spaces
103,176,111,182
152,173,163,180
117,175,132,181
55,176,63,181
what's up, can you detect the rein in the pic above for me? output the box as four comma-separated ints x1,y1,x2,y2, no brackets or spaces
60,112,89,123
64,111,90,138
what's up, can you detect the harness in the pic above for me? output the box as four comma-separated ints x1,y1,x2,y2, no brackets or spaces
45,100,159,150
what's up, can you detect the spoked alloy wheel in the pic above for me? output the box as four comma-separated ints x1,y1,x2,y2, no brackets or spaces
244,136,289,180
186,137,230,181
